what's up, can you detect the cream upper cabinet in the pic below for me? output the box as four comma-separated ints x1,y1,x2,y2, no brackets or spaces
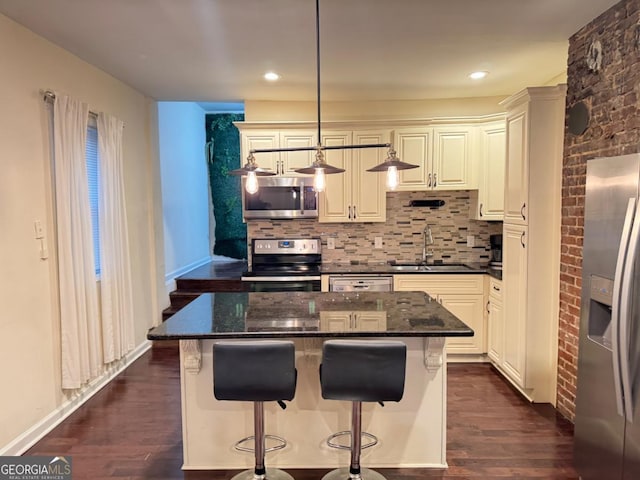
393,127,433,191
432,126,475,190
470,121,506,221
239,129,316,176
393,274,486,355
503,107,529,224
318,130,387,223
487,277,504,365
393,125,475,191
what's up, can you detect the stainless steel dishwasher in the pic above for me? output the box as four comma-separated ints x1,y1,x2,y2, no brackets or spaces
328,275,393,292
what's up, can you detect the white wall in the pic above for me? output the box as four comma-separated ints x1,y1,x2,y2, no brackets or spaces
0,13,164,453
158,102,211,288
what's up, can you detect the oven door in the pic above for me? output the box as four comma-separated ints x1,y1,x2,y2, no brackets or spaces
242,276,321,293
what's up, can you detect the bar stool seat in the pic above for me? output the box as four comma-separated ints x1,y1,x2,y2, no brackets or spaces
214,340,297,480
320,340,407,480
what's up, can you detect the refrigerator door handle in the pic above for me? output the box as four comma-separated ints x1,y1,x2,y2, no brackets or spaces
620,198,640,422
612,197,636,418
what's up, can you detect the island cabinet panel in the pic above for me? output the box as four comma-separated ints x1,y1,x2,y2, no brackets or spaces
393,274,485,355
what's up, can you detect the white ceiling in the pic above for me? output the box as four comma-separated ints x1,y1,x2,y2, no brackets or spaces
0,0,620,102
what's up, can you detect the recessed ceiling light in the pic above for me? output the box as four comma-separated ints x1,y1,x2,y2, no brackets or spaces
264,72,280,81
469,71,489,80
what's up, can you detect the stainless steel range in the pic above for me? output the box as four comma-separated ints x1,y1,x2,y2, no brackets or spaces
241,238,322,292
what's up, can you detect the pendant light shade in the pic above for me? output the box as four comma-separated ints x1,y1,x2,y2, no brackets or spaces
229,153,276,193
367,147,419,190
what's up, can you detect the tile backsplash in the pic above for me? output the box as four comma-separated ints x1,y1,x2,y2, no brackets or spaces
247,191,502,264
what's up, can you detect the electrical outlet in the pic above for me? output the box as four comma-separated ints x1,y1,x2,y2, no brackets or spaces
466,235,475,247
374,237,383,249
327,237,335,250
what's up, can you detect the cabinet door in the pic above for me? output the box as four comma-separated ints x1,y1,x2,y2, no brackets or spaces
502,224,528,387
439,294,485,354
503,106,529,224
352,130,387,222
393,128,432,191
318,132,351,223
319,311,351,332
354,312,387,331
240,131,280,174
488,296,504,364
432,126,474,190
280,130,317,176
475,123,505,220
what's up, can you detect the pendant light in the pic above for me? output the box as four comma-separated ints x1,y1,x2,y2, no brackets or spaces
366,147,419,191
245,0,418,193
229,153,276,194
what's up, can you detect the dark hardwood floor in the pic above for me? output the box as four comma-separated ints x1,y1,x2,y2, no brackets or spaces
26,345,578,479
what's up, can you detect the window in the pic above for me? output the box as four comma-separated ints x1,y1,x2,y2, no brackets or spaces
86,125,101,275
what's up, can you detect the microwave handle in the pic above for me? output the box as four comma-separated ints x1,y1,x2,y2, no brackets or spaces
300,181,305,215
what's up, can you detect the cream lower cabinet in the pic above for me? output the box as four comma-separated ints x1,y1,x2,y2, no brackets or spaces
318,130,387,223
319,311,387,332
393,274,485,355
501,223,528,389
487,277,504,364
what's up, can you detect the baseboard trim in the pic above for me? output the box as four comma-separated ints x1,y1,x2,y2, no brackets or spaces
0,340,152,456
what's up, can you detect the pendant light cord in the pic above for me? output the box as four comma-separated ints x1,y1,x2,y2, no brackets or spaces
316,0,321,145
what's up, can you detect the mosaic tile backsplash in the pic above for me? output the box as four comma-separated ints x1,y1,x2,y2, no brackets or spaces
247,191,502,265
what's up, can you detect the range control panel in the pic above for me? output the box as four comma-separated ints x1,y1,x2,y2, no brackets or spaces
252,238,321,255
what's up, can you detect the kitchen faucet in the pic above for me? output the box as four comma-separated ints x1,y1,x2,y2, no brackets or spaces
422,224,434,264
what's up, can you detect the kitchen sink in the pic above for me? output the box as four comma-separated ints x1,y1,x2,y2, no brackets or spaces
388,263,473,272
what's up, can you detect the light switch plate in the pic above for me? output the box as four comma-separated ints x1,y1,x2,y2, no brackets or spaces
327,237,335,250
374,237,383,249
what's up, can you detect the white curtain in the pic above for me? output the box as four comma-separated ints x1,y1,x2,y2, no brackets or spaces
97,113,135,363
53,95,102,389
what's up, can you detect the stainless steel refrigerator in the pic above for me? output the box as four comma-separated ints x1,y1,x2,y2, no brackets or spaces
575,153,640,480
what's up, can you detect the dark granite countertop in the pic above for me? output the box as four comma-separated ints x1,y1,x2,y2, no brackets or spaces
320,262,502,280
148,291,474,340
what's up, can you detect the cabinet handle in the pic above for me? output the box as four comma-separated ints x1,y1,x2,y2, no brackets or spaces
427,173,432,188
479,203,484,217
521,203,526,221
433,173,437,188
492,285,501,292
486,300,490,314
521,231,526,248
353,205,357,219
348,206,352,219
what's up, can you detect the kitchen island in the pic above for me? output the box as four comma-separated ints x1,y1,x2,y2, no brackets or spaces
148,291,473,471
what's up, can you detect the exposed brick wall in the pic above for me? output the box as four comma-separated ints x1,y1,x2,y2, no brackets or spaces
558,0,640,421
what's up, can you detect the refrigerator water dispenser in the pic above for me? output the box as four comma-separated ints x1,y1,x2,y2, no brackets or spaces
588,274,614,349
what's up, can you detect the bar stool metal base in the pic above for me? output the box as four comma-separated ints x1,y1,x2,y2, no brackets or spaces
235,434,287,453
321,467,387,480
326,431,378,451
231,468,295,480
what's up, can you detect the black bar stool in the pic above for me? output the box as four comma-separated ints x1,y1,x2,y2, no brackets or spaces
214,340,297,480
320,339,407,480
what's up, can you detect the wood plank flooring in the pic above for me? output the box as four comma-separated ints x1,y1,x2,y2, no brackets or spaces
26,346,578,479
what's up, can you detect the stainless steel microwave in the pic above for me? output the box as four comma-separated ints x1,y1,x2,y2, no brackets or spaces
242,176,318,220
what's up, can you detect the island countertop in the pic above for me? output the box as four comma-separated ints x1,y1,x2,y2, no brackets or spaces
148,291,474,340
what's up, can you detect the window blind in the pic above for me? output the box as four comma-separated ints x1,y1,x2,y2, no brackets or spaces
86,125,101,275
